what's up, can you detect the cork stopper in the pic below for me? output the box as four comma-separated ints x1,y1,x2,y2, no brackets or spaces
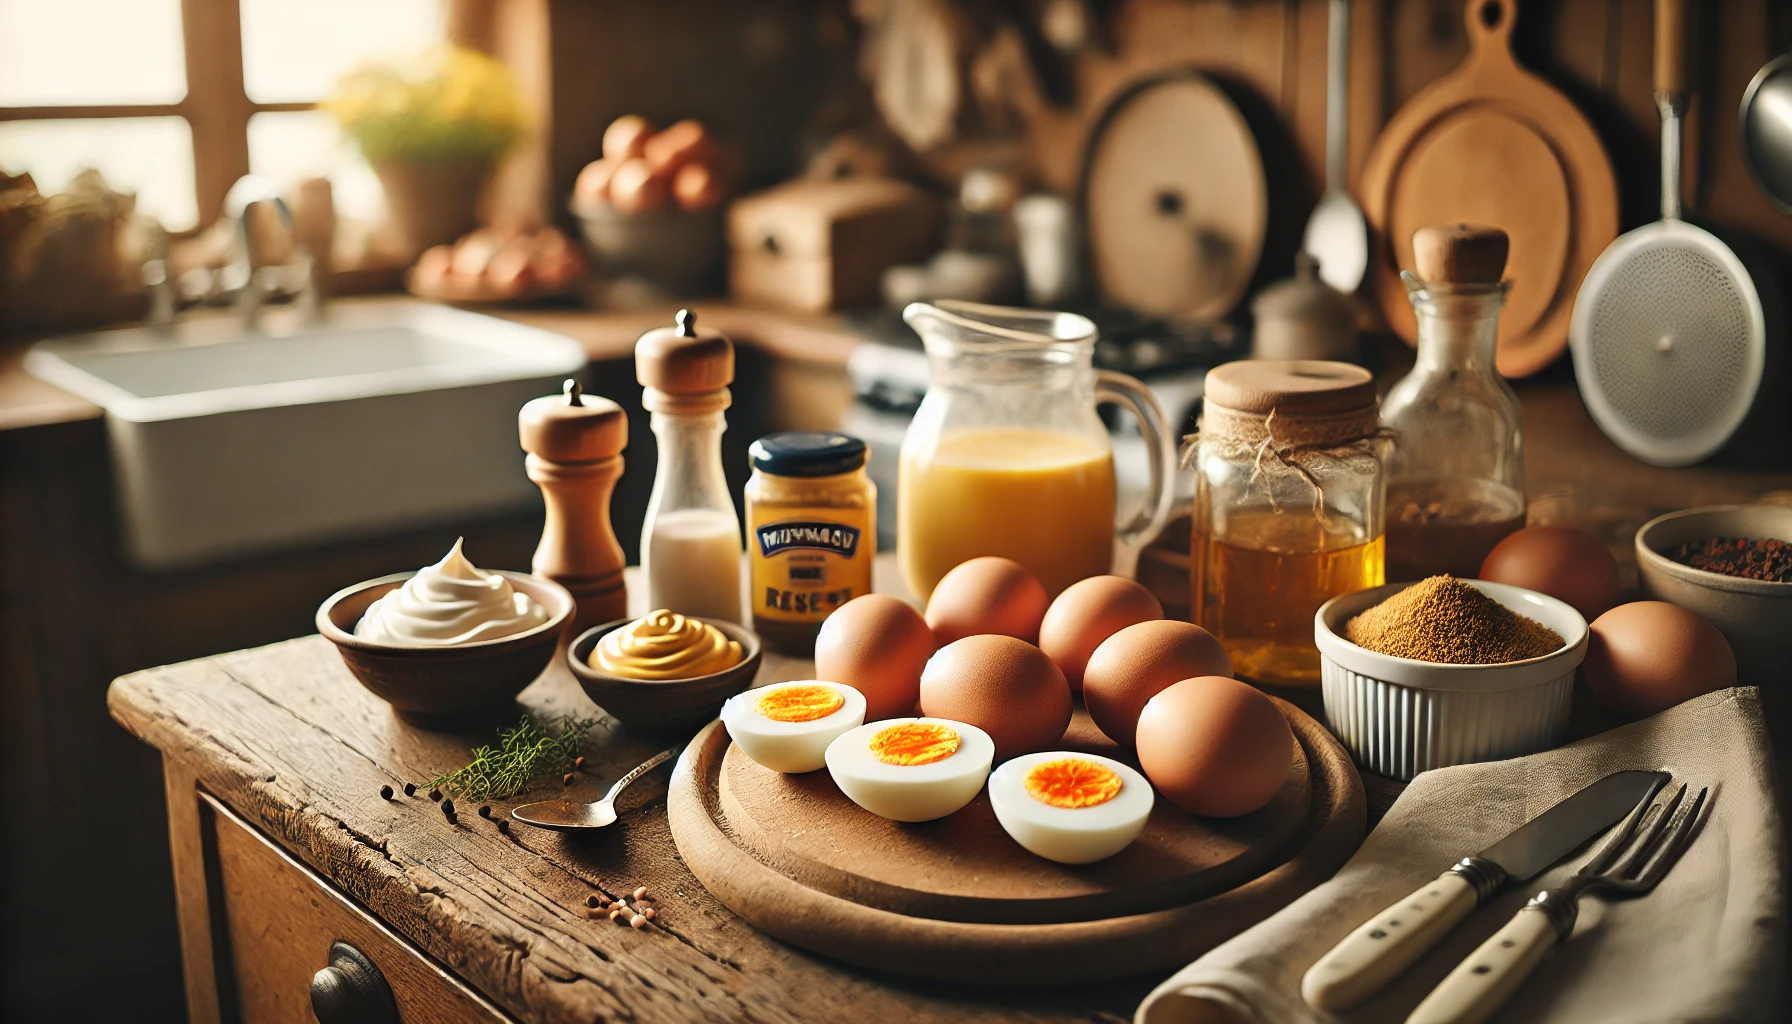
1204,360,1375,418
1411,224,1509,285
635,309,734,414
519,379,627,462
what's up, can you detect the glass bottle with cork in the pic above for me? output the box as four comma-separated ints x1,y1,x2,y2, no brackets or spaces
746,431,876,654
635,309,743,623
1382,224,1526,581
1189,360,1389,687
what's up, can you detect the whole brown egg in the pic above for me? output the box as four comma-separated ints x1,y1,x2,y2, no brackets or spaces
1083,620,1233,745
918,634,1071,759
1480,526,1621,620
1583,601,1736,719
1038,576,1164,694
814,595,936,720
1136,676,1293,817
924,557,1050,646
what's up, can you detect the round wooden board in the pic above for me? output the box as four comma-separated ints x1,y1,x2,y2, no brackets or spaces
1081,71,1268,323
668,698,1366,986
1359,0,1617,377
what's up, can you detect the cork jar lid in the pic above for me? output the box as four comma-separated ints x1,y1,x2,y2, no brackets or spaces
1412,224,1509,285
636,309,734,414
1204,360,1376,417
519,379,627,462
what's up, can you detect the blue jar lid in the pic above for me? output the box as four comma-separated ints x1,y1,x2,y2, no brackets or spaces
750,431,868,478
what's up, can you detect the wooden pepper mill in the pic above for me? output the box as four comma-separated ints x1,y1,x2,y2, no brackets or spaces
519,379,628,634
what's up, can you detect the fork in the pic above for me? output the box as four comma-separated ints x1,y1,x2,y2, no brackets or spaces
1405,781,1709,1024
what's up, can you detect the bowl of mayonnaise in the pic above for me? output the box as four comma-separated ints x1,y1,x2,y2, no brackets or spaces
317,539,574,722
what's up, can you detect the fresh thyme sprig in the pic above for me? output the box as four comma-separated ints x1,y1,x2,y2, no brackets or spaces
422,714,597,801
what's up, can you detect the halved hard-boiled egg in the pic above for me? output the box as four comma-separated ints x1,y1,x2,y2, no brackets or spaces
988,752,1154,863
824,718,994,822
722,680,866,773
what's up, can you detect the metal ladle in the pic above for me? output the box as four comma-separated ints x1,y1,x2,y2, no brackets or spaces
1740,51,1792,213
1301,0,1368,292
511,745,680,832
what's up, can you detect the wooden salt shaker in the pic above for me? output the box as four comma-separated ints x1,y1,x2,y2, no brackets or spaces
519,379,628,634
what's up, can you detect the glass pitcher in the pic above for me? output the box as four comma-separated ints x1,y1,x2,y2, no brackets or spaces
897,300,1176,600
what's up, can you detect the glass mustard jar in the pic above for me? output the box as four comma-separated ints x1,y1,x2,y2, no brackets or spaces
1382,224,1525,581
1189,360,1389,688
746,431,877,654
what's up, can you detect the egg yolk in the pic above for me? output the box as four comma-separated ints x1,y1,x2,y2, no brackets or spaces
754,684,845,723
869,722,961,766
1023,758,1123,809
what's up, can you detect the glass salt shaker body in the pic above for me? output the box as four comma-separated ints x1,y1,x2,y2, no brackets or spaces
1189,360,1388,688
636,310,743,623
1382,266,1525,582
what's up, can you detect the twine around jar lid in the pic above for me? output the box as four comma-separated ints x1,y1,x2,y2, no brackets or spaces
1200,360,1379,447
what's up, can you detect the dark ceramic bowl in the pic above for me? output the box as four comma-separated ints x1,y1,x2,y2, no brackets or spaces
569,617,762,731
316,571,574,723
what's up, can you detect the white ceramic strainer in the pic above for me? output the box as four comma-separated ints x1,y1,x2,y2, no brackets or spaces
1570,0,1766,467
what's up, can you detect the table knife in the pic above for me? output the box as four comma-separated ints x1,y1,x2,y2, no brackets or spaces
1300,768,1667,1011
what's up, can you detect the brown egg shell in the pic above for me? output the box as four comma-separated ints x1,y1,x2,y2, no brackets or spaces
1480,526,1621,621
918,634,1071,759
1082,620,1233,746
1583,601,1736,719
602,115,655,162
813,595,936,721
1135,676,1293,818
924,557,1050,646
1038,575,1164,694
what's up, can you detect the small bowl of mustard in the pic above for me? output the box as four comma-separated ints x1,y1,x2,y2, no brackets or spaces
569,610,763,731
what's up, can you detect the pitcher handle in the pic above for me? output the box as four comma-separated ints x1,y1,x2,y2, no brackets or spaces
1095,369,1176,548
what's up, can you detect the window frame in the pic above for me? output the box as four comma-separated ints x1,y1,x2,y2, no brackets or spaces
0,0,314,234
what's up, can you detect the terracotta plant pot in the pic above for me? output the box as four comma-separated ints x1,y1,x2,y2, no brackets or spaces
373,157,492,256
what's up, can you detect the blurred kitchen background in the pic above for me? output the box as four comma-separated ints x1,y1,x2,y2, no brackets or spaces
2,0,1789,1019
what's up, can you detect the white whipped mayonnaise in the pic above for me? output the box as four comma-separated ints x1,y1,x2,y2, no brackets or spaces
356,538,549,646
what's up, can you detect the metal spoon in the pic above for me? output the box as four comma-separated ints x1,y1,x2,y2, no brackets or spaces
1740,51,1792,213
511,745,681,832
1302,0,1368,292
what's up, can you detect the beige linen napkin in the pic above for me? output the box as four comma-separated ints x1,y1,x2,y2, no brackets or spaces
1137,687,1786,1024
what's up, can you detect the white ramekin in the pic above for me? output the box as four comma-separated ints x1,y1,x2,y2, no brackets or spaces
1315,580,1589,781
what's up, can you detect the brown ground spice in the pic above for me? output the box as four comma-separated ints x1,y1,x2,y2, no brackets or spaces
1345,575,1564,665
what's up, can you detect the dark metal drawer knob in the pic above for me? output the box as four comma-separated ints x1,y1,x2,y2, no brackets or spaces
310,940,398,1024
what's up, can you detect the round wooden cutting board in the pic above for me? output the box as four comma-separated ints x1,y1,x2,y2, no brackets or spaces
667,699,1365,986
1081,72,1269,323
1359,0,1617,377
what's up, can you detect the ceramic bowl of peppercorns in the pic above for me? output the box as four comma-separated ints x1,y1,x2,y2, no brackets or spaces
1636,504,1792,690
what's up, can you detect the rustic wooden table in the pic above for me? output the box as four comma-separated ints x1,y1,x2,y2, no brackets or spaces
108,372,1792,1024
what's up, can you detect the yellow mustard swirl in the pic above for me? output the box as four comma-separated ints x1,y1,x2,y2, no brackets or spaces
592,609,742,680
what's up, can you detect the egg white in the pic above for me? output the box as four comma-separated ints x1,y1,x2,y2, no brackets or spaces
824,717,994,822
721,680,867,774
987,751,1154,863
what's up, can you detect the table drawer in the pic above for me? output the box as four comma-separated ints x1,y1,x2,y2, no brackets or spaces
205,793,511,1024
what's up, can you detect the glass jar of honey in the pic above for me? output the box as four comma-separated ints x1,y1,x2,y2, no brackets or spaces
746,432,876,654
1189,361,1389,687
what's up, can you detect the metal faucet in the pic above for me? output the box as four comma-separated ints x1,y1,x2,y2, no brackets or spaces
222,175,325,329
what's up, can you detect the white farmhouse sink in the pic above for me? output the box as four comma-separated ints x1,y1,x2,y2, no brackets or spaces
27,302,587,569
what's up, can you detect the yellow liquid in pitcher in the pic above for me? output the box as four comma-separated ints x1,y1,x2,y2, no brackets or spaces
1193,509,1385,688
899,428,1115,600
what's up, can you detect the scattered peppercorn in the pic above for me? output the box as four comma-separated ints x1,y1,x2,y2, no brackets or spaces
1345,575,1563,664
634,886,650,901
562,773,574,786
478,805,492,819
441,798,455,815
497,820,510,835
429,789,443,802
609,908,624,922
642,908,657,920
379,785,394,800
587,895,600,909
445,812,458,825
630,914,647,929
1668,536,1792,583
403,782,417,797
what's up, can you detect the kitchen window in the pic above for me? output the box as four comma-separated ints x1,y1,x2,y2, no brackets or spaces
0,0,444,235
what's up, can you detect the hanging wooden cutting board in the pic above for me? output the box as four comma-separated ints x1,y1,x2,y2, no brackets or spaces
1081,71,1269,322
1360,0,1617,377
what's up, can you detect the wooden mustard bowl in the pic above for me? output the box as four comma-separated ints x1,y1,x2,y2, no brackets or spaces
316,571,574,723
568,617,762,732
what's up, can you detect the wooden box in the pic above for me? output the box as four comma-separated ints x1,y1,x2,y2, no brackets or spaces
728,177,941,313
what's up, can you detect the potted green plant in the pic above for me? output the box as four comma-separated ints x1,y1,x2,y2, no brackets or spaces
325,45,528,256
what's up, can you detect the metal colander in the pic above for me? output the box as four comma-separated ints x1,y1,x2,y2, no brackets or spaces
1572,222,1764,466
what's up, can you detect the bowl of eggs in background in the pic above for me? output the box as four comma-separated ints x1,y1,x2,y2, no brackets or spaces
716,556,1299,864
